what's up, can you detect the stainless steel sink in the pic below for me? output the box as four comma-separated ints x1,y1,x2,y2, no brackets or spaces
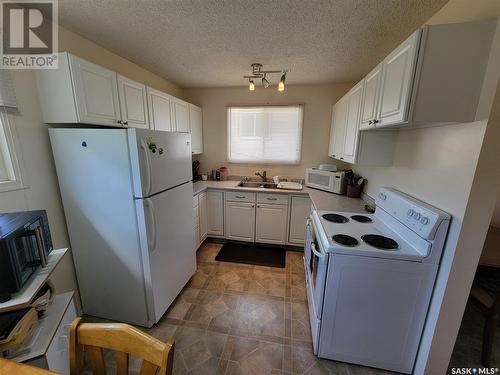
237,181,279,189
237,182,263,188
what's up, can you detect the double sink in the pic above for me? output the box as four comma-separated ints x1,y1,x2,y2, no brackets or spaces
237,181,278,189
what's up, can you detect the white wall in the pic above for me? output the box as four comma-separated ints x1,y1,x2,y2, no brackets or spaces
185,84,353,178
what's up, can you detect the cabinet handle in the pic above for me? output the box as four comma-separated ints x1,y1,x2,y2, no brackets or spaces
256,205,260,208
123,121,129,126
368,120,373,125
340,157,344,160
117,120,123,125
266,198,278,201
373,119,380,124
252,204,255,208
235,195,245,199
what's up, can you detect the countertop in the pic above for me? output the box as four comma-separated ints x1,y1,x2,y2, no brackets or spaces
192,180,368,213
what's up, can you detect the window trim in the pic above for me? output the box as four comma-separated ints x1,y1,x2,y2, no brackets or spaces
0,110,26,193
227,104,304,165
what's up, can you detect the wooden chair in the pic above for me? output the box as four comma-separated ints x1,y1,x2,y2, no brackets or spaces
69,317,175,375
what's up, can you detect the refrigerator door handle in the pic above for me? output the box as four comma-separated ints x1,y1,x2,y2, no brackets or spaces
140,138,152,196
145,198,157,252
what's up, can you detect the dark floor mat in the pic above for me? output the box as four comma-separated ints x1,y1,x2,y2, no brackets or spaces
215,242,286,268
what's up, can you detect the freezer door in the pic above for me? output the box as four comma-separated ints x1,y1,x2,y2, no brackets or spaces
128,128,192,198
136,181,196,322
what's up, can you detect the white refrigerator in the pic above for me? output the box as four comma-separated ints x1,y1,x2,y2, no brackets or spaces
49,128,196,327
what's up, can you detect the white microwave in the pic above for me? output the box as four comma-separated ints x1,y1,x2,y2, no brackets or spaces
305,168,346,194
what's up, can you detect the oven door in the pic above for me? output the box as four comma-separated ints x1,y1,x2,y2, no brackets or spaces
304,216,329,354
8,223,48,289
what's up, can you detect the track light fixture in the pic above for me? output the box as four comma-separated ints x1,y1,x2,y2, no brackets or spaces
262,74,270,88
243,63,288,91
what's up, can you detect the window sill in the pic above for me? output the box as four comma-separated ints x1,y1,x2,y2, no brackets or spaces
0,180,28,193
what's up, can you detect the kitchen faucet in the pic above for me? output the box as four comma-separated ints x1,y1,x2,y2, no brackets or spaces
255,170,267,182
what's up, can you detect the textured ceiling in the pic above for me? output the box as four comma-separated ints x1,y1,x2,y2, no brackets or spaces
58,0,449,88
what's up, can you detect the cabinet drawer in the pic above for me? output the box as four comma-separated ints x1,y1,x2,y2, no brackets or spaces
257,193,288,205
225,191,256,203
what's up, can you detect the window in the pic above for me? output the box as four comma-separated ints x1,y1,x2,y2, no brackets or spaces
0,111,24,192
0,71,24,192
227,105,303,164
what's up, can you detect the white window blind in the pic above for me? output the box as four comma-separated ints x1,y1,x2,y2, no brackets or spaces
0,71,18,110
227,105,303,164
0,71,23,192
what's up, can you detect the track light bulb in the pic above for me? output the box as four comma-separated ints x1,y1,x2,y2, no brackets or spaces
249,79,255,91
278,72,286,92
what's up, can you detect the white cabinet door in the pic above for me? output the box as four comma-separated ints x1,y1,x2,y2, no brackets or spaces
199,192,208,242
256,204,288,245
288,196,312,245
189,104,203,154
342,81,364,164
147,87,173,132
378,30,421,128
225,202,256,242
172,98,190,133
207,190,224,236
359,63,382,130
45,298,77,374
328,96,348,159
117,75,149,129
69,54,121,126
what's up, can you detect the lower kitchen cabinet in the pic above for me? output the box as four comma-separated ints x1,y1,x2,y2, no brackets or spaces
207,190,224,237
225,201,256,242
256,203,288,245
199,192,208,242
288,195,312,245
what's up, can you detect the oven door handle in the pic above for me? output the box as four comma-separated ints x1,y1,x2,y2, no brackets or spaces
34,227,48,267
311,242,324,259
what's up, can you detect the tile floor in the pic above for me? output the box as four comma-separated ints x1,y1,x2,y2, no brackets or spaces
84,242,397,374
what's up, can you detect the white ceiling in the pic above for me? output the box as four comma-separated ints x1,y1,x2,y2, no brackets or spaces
58,0,449,88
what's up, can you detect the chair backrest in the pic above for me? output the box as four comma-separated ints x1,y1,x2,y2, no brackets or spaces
69,317,175,375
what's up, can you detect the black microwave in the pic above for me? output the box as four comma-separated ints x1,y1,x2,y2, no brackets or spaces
0,211,53,302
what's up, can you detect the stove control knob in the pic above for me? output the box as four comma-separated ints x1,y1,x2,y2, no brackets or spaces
414,212,421,220
421,217,429,225
407,209,415,218
378,193,387,201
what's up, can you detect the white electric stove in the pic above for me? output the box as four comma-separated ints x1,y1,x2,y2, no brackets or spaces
304,187,450,374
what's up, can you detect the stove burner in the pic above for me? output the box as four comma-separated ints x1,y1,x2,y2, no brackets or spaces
332,234,359,247
351,215,373,223
362,234,399,250
322,214,349,223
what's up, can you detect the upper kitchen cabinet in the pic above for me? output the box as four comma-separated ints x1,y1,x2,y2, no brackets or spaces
147,87,173,132
377,30,420,128
36,53,122,126
359,63,382,131
362,20,497,129
171,97,190,133
328,82,397,166
189,104,203,154
117,75,149,129
328,96,348,159
342,81,364,164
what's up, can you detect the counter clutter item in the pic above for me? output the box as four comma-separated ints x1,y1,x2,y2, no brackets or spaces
277,181,303,190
